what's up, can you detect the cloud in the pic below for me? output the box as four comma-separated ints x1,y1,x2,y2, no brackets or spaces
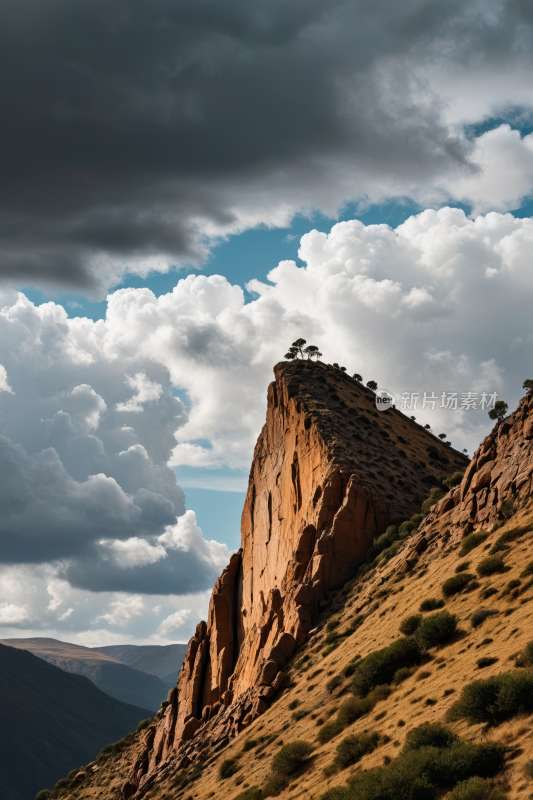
3,1,533,294
96,595,146,628
158,609,192,637
0,602,30,624
0,365,13,394
116,373,164,413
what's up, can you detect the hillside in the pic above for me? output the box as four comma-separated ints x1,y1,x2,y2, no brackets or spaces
0,643,153,800
39,361,533,800
0,638,169,712
93,644,187,684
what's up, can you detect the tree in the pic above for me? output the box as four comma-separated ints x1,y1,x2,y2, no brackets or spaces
424,424,431,430
523,379,533,393
303,345,322,360
438,433,446,440
332,362,340,369
339,366,347,372
284,338,307,360
353,373,362,382
488,400,508,421
410,416,416,421
366,380,378,391
462,448,468,454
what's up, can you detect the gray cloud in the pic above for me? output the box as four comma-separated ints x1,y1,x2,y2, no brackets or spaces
4,0,530,294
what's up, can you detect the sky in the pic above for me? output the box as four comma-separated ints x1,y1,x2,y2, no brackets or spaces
2,0,533,647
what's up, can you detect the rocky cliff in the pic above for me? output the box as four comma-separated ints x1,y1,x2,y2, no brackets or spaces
122,360,468,798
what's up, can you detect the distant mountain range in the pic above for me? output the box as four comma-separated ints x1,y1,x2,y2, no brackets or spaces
0,638,170,712
0,643,152,800
93,642,187,685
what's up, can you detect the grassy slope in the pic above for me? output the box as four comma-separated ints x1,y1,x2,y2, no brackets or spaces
58,502,533,800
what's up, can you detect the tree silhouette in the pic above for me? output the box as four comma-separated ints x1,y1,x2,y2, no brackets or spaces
462,448,468,454
303,345,322,360
284,339,323,361
353,373,362,382
438,433,446,440
366,380,378,391
488,400,508,421
523,379,533,393
410,416,416,421
424,424,431,430
339,366,347,372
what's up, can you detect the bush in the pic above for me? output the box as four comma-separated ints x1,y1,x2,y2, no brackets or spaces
449,670,533,724
449,776,505,800
327,614,342,632
399,614,422,635
489,524,529,555
476,555,505,576
420,598,444,612
442,572,475,597
219,758,240,779
476,657,498,669
455,561,471,573
262,772,289,798
317,720,344,744
332,732,380,770
471,608,498,629
351,637,421,697
271,741,313,776
402,722,457,752
459,531,489,557
515,640,533,667
337,695,373,727
320,739,506,800
35,792,51,800
242,738,258,752
443,472,464,490
414,610,458,651
421,487,446,516
393,666,412,685
136,717,153,732
235,788,262,800
288,699,300,710
326,674,344,693
349,615,365,632
292,708,310,721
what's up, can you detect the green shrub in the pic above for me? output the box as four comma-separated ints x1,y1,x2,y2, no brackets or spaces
327,614,342,632
459,531,489,557
235,788,263,800
292,708,310,721
421,488,446,515
442,572,475,597
342,659,360,677
351,637,421,697
219,758,240,779
420,598,444,612
515,640,533,667
399,520,415,537
317,720,344,744
349,615,365,632
320,739,505,800
336,695,373,727
449,671,533,724
471,608,497,628
393,666,412,685
402,722,457,752
476,657,498,669
262,772,289,798
35,792,52,800
288,699,300,710
332,732,380,770
443,472,464,490
489,524,529,554
326,674,344,693
414,610,458,651
399,614,422,635
449,776,505,800
520,560,533,578
455,561,471,573
325,629,341,645
476,556,505,576
271,741,313,776
136,717,153,732
242,738,258,752
410,513,424,529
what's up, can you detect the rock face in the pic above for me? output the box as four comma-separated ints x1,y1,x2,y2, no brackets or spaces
126,360,468,795
421,390,533,539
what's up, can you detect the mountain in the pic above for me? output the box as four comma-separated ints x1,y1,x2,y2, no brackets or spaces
0,638,169,712
92,644,187,684
0,643,152,800
47,360,533,800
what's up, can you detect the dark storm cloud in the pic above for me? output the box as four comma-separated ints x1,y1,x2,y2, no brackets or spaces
2,0,522,293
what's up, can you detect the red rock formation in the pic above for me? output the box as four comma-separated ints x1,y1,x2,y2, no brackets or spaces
421,389,533,539
124,361,468,796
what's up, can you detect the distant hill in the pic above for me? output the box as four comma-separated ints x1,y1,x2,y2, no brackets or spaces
0,643,152,800
0,638,168,712
93,643,187,684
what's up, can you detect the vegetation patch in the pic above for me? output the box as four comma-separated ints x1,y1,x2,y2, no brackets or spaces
476,556,505,576
489,524,530,555
235,788,263,800
420,598,445,611
219,757,241,779
459,532,490,557
328,732,380,772
399,614,422,635
470,608,498,628
271,741,313,776
414,610,458,651
350,637,421,697
448,670,533,724
476,657,498,669
455,561,471,573
442,573,475,597
449,776,508,800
